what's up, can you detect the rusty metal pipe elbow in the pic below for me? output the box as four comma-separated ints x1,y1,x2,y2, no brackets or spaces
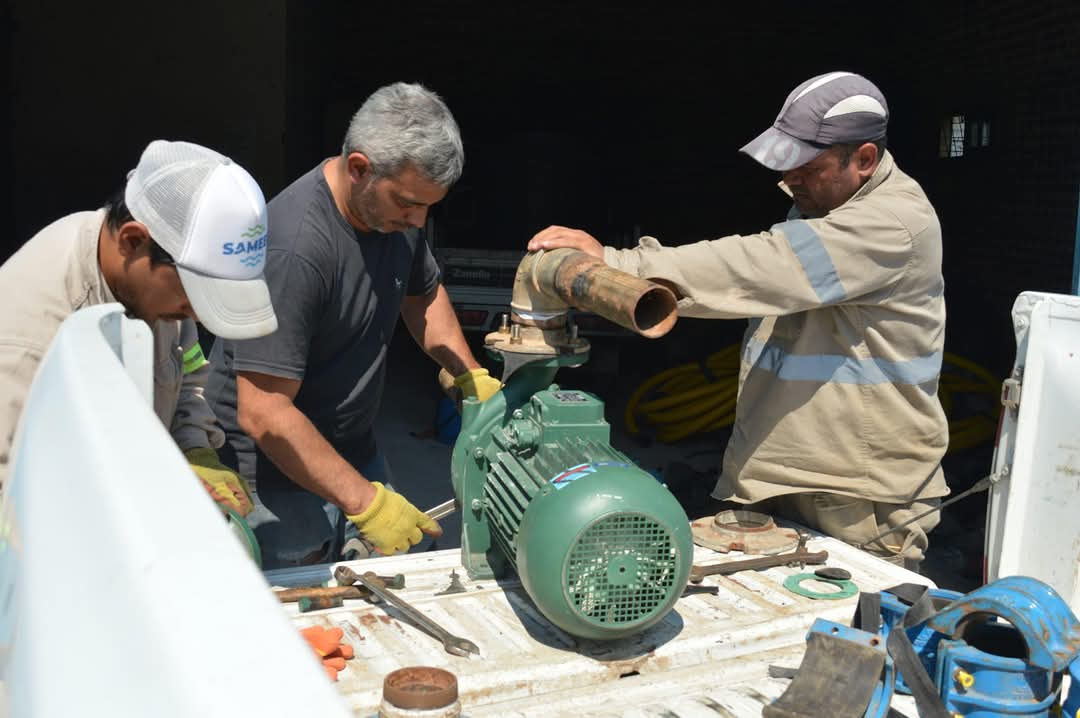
510,249,678,338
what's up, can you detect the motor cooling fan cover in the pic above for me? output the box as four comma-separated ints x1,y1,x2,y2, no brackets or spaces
514,462,692,639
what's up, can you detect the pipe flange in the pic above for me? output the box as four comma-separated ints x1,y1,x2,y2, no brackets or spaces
691,510,801,555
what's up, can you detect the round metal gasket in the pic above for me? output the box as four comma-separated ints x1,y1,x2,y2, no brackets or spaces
783,573,858,600
691,510,801,555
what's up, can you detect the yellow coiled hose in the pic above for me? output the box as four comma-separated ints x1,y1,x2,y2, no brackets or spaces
937,351,1001,451
624,347,1000,451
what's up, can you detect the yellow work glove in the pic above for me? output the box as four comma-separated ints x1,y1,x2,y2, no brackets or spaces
185,447,254,517
346,482,442,555
453,368,502,402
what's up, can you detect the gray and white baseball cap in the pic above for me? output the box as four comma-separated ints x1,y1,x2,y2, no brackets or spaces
740,71,889,171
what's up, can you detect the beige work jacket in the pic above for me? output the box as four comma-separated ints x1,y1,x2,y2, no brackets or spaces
604,152,949,504
0,210,223,487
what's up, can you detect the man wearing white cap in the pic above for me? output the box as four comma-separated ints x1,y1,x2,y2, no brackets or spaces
527,72,949,570
0,140,277,517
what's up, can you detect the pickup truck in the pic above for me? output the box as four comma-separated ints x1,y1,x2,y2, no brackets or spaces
0,291,1076,717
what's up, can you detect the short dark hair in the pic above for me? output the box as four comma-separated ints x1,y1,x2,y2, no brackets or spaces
103,185,134,230
103,185,174,266
835,137,887,167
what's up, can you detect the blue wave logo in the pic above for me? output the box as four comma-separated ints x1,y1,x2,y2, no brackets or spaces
239,252,264,267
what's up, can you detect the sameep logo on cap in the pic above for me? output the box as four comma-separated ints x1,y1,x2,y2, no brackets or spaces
222,224,267,267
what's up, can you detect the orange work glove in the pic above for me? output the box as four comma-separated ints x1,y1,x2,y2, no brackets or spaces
300,625,355,682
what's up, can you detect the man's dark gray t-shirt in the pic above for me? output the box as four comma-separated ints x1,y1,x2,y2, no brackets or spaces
206,161,440,488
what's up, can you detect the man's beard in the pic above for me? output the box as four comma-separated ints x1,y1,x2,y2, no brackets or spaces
115,282,148,324
348,181,387,233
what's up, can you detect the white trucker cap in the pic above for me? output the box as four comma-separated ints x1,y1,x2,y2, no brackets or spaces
125,140,277,339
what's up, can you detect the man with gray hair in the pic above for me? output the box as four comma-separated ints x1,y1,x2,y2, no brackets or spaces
207,82,500,568
527,72,949,570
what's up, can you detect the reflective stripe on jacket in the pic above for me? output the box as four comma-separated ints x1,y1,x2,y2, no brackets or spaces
603,152,949,504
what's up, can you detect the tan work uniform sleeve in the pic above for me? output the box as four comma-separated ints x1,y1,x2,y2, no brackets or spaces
168,320,224,452
0,341,46,487
603,202,912,320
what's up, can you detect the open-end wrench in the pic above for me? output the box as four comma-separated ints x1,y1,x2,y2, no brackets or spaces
334,566,479,657
424,498,458,521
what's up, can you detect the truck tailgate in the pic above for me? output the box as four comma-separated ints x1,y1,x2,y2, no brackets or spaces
275,535,924,716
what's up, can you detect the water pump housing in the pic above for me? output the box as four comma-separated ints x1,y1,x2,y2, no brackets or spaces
451,359,692,640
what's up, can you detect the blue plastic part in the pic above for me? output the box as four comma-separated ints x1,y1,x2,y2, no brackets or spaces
879,588,963,695
928,576,1080,672
1064,657,1080,718
807,618,894,718
434,397,462,444
936,631,1059,716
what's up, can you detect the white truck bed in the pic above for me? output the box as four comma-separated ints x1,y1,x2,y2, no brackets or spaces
1,302,962,717
277,538,925,717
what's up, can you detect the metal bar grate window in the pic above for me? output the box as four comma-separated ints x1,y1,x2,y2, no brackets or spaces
940,116,991,158
939,114,966,158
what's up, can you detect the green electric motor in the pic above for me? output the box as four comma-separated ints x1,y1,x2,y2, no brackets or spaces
451,357,693,641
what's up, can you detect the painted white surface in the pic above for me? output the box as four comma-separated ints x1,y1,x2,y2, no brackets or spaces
0,304,349,718
986,291,1080,612
0,300,993,717
278,538,926,717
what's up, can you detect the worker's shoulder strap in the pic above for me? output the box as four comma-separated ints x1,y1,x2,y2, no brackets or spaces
854,583,950,718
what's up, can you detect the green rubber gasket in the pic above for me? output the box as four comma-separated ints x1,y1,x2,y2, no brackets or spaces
783,572,858,600
224,507,263,569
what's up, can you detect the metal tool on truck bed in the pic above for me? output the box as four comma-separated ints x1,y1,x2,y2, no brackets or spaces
689,533,828,583
334,565,479,658
273,573,404,603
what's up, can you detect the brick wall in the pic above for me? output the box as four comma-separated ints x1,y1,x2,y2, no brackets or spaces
289,2,906,248
5,1,1077,372
895,0,1080,372
288,1,1080,367
6,0,287,261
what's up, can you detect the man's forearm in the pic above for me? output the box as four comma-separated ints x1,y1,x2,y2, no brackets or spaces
401,284,480,377
246,401,375,515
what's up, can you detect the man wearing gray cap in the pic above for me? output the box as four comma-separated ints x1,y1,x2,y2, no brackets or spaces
528,71,948,570
0,140,277,519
